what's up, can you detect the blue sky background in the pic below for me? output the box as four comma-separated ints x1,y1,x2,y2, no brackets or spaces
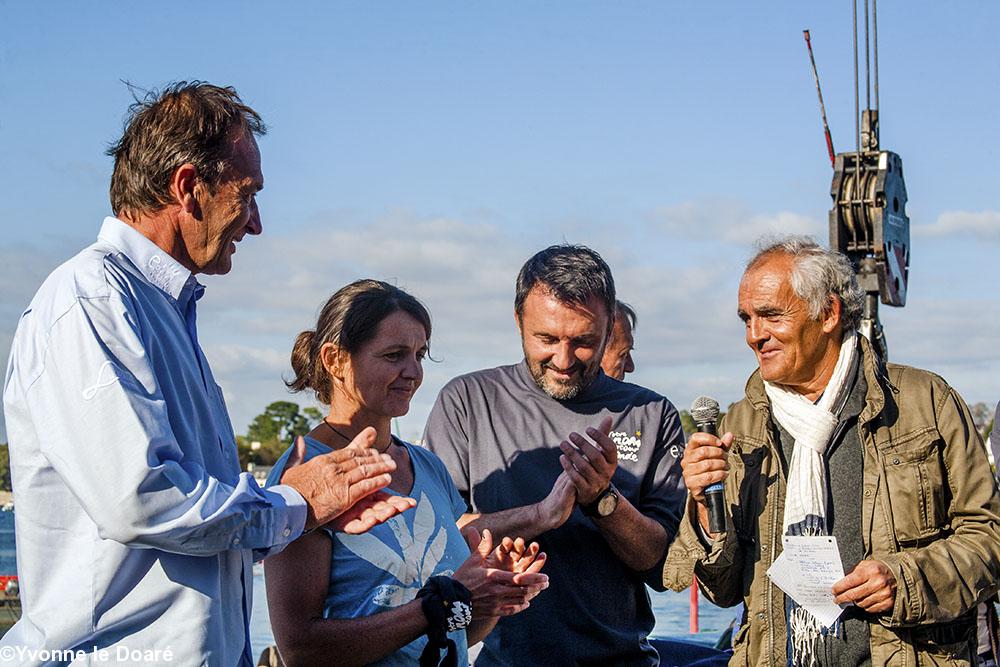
2,2,999,441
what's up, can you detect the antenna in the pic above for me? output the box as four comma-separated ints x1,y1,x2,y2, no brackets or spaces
803,30,836,168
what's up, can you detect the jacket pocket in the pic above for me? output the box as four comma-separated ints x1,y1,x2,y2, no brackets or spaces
882,428,948,546
729,440,766,542
906,617,976,666
729,615,752,666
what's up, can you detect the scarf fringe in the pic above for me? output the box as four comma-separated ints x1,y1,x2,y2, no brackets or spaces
789,606,842,667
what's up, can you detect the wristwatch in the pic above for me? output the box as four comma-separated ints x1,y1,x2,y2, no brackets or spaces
580,482,620,518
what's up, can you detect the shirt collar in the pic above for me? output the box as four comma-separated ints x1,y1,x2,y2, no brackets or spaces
98,216,202,305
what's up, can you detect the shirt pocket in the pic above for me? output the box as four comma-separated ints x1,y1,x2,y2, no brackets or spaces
881,427,948,546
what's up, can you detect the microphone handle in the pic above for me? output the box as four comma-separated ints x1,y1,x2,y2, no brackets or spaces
696,421,726,534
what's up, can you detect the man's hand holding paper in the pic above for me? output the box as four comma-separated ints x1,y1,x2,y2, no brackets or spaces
766,535,847,628
832,559,897,614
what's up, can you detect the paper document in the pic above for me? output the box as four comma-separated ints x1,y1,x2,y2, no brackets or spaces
765,535,846,627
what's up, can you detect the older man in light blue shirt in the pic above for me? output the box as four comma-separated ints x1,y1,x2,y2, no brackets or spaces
1,83,411,666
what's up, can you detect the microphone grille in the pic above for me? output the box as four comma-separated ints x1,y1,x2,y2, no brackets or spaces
690,395,720,423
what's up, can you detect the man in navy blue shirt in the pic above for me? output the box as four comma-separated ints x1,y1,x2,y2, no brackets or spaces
425,244,686,666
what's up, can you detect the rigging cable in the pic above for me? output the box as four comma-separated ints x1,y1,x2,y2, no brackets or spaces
873,0,880,111
864,0,871,111
852,0,862,246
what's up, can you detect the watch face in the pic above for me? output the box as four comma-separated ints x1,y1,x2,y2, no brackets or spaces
597,492,618,517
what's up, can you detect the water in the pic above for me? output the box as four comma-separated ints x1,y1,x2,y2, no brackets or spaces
0,512,15,576
650,588,735,642
249,571,733,659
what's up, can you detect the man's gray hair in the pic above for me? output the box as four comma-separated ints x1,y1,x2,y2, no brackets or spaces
747,235,864,332
614,300,637,330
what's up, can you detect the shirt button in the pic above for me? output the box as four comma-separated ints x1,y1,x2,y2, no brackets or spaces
864,489,872,497
761,544,768,552
232,537,241,547
282,528,291,538
757,612,765,620
892,458,900,465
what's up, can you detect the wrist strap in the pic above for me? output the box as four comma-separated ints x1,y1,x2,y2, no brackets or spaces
416,576,472,667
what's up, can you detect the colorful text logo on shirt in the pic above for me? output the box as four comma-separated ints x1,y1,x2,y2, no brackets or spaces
610,431,642,462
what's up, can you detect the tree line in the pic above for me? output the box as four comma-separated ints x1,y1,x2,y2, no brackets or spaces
234,400,998,471
236,401,324,470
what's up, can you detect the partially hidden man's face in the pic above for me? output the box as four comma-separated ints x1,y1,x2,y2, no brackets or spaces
737,253,842,396
188,131,264,275
601,315,635,381
517,285,610,400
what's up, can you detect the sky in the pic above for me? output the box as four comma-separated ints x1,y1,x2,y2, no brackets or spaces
2,1,999,442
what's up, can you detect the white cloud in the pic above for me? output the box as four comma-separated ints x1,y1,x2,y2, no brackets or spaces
0,238,92,439
880,296,1000,368
193,211,536,437
194,207,759,436
204,344,289,379
199,206,999,435
650,200,744,239
914,210,1000,240
649,200,823,245
3,203,997,444
0,239,84,324
734,211,820,245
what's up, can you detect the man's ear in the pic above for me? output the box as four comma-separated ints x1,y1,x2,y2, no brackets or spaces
170,163,199,215
821,295,843,334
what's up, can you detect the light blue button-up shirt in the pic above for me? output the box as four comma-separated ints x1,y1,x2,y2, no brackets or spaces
1,217,307,666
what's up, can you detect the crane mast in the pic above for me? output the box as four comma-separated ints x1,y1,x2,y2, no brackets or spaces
805,0,909,362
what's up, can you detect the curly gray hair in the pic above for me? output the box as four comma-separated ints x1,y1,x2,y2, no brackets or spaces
746,236,863,332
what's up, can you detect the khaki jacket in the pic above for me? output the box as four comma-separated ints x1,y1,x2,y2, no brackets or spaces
664,339,1000,665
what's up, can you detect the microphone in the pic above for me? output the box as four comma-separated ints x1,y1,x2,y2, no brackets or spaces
691,396,725,534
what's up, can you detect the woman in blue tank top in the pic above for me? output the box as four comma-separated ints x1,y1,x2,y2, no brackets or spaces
265,280,548,666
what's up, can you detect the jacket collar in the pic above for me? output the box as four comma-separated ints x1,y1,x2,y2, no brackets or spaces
856,335,886,424
744,367,768,412
743,333,886,422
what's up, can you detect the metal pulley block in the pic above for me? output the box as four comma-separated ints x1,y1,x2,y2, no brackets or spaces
828,149,909,307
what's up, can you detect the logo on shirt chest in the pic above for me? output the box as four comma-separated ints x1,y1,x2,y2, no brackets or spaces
336,492,455,609
610,430,642,462
82,361,121,400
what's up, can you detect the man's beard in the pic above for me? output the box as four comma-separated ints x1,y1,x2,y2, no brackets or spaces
526,357,601,401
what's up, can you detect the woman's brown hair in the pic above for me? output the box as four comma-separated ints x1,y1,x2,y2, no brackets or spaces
286,280,432,404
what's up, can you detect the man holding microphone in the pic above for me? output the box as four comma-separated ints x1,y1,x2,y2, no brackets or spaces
668,237,1000,665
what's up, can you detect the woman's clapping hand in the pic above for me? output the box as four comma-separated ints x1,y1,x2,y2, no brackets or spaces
452,527,549,619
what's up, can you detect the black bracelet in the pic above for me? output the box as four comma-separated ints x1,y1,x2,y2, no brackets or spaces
416,576,472,667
